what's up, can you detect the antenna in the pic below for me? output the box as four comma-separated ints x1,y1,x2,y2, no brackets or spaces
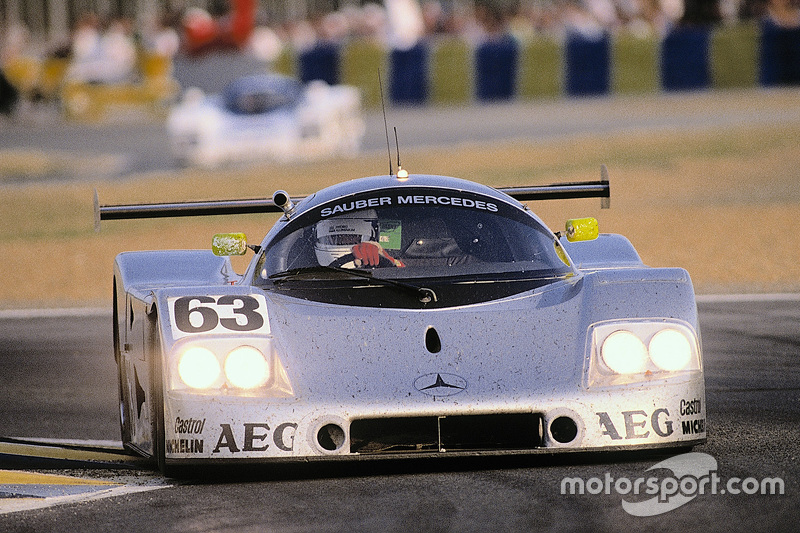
394,127,408,179
394,127,401,169
378,70,393,176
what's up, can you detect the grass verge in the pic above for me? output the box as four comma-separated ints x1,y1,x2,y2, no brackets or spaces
2,121,799,309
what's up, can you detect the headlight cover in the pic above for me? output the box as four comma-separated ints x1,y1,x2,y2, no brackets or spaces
586,320,701,388
168,336,293,397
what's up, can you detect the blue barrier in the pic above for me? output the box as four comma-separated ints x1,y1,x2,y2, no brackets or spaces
390,42,429,105
298,41,340,85
661,26,711,91
565,32,610,96
759,19,800,86
280,22,796,107
475,34,519,101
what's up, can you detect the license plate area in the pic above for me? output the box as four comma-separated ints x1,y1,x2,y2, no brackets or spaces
350,413,544,454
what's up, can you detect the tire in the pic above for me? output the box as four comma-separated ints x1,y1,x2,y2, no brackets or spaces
148,308,169,475
113,280,134,449
117,358,134,449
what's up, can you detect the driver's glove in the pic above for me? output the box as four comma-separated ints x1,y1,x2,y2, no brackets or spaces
352,242,405,267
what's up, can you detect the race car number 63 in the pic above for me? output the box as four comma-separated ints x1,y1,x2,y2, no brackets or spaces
170,295,269,336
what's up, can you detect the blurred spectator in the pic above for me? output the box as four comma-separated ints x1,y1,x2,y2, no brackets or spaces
474,0,519,100
102,18,138,80
585,0,621,29
286,18,318,52
387,0,428,104
514,1,563,37
295,9,344,85
739,0,764,17
765,0,800,26
248,24,284,63
422,0,448,34
759,0,800,85
146,11,181,58
738,0,800,22
182,0,256,55
616,0,660,36
385,0,426,50
67,14,137,84
346,3,387,41
647,0,683,34
719,0,744,23
1,22,31,64
660,0,688,23
680,0,723,25
8,0,795,99
1,22,34,106
561,0,607,39
69,13,101,71
475,0,516,37
0,67,19,116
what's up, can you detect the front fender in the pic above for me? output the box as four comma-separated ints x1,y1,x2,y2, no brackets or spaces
114,250,239,300
560,234,643,270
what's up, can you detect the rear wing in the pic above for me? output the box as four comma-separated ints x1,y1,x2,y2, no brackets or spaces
95,167,609,230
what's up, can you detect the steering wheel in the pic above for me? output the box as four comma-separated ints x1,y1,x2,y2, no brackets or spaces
329,252,399,269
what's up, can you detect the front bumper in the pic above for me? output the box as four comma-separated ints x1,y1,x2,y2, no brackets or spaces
161,376,706,465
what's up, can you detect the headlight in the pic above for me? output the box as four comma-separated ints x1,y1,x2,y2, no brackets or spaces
224,346,270,389
178,346,221,389
601,331,649,374
649,328,693,371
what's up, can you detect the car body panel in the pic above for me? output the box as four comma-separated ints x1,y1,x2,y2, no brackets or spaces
167,74,365,168
110,173,705,471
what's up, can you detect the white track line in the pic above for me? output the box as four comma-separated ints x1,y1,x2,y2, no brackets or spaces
0,307,110,319
695,293,800,303
0,483,170,516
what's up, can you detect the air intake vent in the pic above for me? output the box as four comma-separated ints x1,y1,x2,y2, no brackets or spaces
425,326,441,353
350,413,543,454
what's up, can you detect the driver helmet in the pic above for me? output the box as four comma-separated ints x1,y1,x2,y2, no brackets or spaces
314,210,378,265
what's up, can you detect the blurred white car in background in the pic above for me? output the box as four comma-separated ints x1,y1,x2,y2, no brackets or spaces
167,74,365,168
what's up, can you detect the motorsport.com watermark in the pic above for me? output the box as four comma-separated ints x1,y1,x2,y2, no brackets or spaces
560,452,785,516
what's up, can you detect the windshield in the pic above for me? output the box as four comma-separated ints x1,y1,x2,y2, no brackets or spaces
254,189,575,308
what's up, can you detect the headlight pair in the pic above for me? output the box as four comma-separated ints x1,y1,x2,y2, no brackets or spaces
588,321,701,387
601,328,693,374
171,337,272,392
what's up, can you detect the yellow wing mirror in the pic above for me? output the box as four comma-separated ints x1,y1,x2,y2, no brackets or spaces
212,233,248,256
565,218,599,242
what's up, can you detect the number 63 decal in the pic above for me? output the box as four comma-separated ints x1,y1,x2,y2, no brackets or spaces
168,295,270,338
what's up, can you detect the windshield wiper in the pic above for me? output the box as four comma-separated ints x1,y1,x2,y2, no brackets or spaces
269,266,438,304
269,266,351,280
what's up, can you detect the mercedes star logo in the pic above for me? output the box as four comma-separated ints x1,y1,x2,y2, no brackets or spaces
413,373,467,397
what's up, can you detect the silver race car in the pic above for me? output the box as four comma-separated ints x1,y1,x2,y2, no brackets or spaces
98,169,705,474
167,74,364,168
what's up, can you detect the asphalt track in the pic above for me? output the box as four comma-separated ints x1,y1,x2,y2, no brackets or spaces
3,87,800,180
0,296,798,531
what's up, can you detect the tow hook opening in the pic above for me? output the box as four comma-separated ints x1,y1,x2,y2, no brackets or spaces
317,423,346,451
550,416,579,444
